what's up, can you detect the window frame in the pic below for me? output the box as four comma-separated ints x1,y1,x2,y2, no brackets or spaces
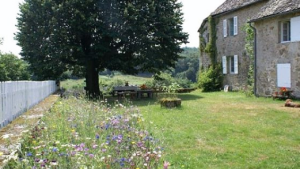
222,55,238,75
223,16,238,37
281,20,291,43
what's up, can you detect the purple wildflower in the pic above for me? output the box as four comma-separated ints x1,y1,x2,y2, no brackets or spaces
52,147,58,152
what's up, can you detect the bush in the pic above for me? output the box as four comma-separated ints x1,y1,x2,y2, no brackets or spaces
145,73,192,89
104,79,124,94
198,65,223,92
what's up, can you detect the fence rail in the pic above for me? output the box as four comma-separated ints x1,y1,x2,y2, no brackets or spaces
0,81,57,128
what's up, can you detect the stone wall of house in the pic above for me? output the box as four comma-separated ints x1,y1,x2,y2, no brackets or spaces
199,22,212,71
214,2,266,90
254,12,300,97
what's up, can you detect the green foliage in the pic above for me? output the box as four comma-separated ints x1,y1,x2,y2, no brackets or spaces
104,79,124,94
0,53,30,81
199,24,206,53
243,23,255,96
146,72,191,89
197,16,220,92
16,0,188,97
160,82,181,99
199,36,206,53
204,16,217,65
198,64,223,92
172,47,199,82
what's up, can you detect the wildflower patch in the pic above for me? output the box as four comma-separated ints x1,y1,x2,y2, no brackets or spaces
4,98,164,168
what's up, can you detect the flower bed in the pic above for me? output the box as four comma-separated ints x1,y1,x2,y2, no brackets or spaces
4,98,164,168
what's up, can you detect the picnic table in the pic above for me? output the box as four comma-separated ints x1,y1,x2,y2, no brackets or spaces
112,86,138,99
137,89,154,99
112,86,154,99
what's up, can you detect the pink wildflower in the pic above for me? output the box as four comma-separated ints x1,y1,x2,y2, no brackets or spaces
164,161,170,169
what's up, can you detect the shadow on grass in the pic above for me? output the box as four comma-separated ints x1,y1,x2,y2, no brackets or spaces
177,93,204,101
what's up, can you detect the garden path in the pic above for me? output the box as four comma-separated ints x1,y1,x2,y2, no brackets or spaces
0,95,59,168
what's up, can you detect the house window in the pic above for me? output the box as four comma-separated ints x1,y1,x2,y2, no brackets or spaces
222,55,238,74
229,18,234,36
281,21,291,42
206,33,210,43
230,56,235,73
223,16,238,37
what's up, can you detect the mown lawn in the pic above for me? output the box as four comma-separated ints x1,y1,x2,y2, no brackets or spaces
132,91,300,168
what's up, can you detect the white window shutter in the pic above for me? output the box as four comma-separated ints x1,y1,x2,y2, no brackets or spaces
223,19,227,37
291,16,300,42
277,63,291,88
233,16,238,35
234,55,238,74
222,56,227,74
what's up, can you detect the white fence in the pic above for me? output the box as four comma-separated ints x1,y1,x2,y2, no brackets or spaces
0,81,57,128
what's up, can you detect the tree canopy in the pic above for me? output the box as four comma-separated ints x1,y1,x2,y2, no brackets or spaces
173,47,199,82
16,0,188,97
0,53,30,81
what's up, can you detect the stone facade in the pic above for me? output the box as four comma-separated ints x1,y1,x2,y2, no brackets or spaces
215,2,266,90
254,12,300,97
199,21,212,70
199,1,266,90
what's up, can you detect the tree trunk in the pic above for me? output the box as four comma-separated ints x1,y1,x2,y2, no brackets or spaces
85,59,100,99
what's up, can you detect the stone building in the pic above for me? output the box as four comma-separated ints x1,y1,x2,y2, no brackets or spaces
199,0,267,91
250,0,300,97
199,0,300,98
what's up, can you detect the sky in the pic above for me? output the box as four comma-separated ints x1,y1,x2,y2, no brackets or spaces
0,0,226,57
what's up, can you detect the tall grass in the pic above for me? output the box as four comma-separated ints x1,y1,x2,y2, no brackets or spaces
5,98,164,168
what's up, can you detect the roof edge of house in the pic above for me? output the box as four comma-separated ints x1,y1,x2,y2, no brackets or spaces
198,17,209,32
249,8,300,23
212,0,265,17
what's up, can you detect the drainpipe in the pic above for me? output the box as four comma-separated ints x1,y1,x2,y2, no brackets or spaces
249,22,258,97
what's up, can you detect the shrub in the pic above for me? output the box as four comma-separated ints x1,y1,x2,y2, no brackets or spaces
198,65,223,92
146,73,192,89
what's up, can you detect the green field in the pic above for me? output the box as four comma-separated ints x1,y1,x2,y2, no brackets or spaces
132,91,300,168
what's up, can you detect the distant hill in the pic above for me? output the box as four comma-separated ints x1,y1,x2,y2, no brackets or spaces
171,47,199,82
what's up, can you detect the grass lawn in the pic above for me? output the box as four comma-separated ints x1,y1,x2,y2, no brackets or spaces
131,91,300,168
61,75,151,90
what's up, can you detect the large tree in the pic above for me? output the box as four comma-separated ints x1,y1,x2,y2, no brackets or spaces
16,0,188,98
